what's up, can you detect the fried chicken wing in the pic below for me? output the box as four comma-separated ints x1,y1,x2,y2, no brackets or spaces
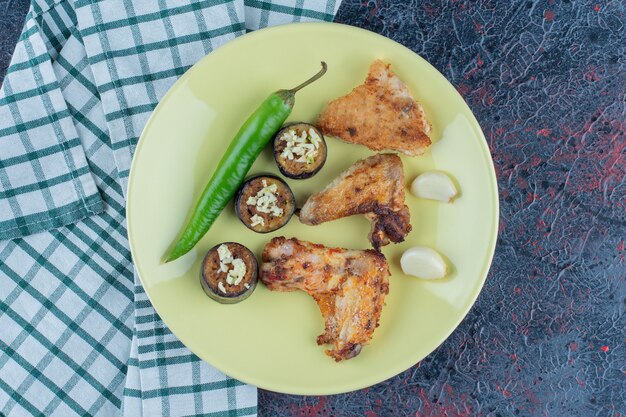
261,237,390,361
317,59,431,156
299,153,412,251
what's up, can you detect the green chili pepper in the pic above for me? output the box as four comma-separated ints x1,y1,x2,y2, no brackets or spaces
165,62,328,262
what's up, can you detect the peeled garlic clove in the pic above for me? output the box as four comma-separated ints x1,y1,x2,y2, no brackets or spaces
410,171,458,203
400,246,448,280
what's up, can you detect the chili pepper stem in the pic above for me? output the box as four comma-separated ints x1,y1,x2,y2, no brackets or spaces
288,62,327,94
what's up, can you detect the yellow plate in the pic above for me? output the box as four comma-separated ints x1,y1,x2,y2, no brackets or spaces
127,22,499,395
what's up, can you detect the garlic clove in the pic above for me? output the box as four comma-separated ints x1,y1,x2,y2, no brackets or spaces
400,246,448,280
410,171,458,203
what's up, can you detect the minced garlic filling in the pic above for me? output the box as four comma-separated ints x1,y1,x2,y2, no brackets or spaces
250,213,265,227
216,244,247,290
279,128,321,164
246,179,284,220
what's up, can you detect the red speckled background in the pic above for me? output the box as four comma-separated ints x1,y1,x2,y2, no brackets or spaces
1,1,624,416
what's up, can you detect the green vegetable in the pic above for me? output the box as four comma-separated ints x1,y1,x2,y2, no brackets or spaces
165,62,327,262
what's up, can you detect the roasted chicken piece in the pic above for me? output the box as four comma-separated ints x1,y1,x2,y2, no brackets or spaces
317,59,431,156
299,153,412,251
261,237,390,361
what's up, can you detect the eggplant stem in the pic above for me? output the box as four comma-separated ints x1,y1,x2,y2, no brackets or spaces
288,62,327,94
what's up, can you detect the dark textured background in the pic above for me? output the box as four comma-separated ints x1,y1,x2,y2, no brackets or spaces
1,1,624,416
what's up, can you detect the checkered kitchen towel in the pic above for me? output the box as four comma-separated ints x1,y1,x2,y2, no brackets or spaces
0,1,341,416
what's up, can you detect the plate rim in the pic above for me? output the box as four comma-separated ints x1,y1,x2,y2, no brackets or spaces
127,21,500,395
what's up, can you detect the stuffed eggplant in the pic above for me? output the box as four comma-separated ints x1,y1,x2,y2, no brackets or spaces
272,123,327,179
200,242,258,304
235,175,296,233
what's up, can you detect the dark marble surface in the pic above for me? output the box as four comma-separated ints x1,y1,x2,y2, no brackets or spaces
0,0,29,80
1,1,624,416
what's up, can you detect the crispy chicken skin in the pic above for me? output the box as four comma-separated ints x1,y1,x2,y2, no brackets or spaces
261,237,390,361
317,59,431,156
299,153,412,251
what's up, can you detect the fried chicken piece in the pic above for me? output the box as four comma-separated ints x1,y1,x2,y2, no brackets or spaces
317,59,432,156
261,237,390,361
299,153,412,251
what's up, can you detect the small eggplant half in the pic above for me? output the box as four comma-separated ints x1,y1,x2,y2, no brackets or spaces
200,242,258,304
235,174,296,233
272,123,327,179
